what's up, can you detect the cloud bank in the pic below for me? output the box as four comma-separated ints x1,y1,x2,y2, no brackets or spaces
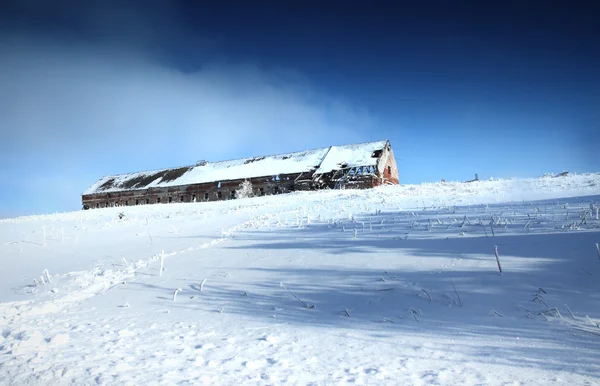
0,3,374,217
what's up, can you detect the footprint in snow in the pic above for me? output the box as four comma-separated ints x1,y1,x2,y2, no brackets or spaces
259,335,280,344
243,359,268,370
194,343,215,350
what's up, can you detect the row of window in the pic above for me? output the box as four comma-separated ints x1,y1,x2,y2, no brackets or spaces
88,186,286,209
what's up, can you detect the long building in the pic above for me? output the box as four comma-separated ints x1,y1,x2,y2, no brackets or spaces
81,140,399,209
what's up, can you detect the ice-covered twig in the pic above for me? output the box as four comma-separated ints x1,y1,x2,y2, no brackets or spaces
564,304,576,319
547,307,562,319
460,216,467,228
343,309,350,317
532,293,548,308
146,218,153,243
586,315,600,328
596,243,600,260
280,282,314,309
492,309,503,317
421,289,432,302
581,267,593,275
172,288,182,301
200,278,207,292
494,245,503,274
43,269,51,283
409,308,421,322
577,210,591,227
159,251,164,276
450,279,462,307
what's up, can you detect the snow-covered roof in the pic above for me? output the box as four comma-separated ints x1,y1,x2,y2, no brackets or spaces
83,140,389,195
83,147,330,195
314,140,388,175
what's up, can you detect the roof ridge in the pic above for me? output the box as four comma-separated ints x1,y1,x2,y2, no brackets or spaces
92,140,388,179
83,140,389,195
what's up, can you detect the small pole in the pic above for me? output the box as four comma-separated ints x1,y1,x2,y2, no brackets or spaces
159,251,164,276
44,269,51,283
494,245,503,274
172,288,182,301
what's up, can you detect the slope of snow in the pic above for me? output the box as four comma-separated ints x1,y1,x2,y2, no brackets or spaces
2,173,600,385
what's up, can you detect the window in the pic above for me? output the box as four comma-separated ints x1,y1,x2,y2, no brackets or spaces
204,193,208,200
217,181,221,188
217,191,222,199
180,195,184,202
96,203,99,208
387,166,392,175
146,198,150,204
273,186,280,194
168,196,172,203
193,194,197,202
259,188,264,196
230,190,236,199
135,199,139,205
157,197,161,203
125,201,129,206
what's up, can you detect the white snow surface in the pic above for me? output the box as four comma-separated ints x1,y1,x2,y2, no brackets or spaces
314,140,388,174
2,173,600,385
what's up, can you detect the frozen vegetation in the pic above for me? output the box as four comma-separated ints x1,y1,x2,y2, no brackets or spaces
1,173,600,385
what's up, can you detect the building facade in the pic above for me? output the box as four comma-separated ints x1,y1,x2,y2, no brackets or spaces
81,140,399,209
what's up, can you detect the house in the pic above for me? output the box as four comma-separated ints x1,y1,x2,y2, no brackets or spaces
81,140,399,209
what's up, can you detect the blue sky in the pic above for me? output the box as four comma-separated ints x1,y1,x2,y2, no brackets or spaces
0,0,598,217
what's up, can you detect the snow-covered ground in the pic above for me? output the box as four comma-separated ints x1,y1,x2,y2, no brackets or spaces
1,174,600,385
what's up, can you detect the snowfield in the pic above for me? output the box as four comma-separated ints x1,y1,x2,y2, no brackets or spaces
1,174,600,385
